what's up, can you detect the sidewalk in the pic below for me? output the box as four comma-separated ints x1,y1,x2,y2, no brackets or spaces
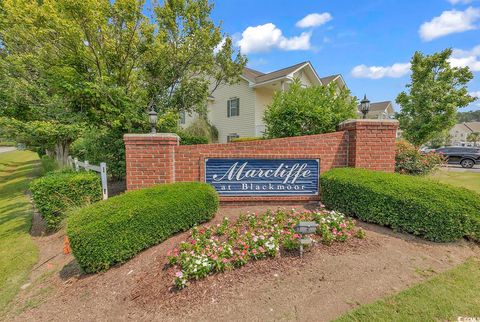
0,147,16,153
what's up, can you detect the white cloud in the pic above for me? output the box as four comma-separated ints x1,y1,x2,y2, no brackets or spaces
236,23,312,53
350,63,411,79
469,90,480,98
449,44,480,71
448,0,472,4
350,44,480,80
419,7,480,41
296,13,332,28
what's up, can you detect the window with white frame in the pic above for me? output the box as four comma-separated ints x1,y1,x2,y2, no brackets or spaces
227,133,239,142
227,98,239,117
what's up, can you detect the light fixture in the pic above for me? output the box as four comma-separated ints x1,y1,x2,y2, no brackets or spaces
294,221,318,258
360,94,371,119
148,102,158,134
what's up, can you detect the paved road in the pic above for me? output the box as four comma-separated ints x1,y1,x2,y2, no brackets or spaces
0,147,16,153
441,164,480,173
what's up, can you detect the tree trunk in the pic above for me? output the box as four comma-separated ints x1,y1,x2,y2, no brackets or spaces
45,149,55,158
55,141,69,166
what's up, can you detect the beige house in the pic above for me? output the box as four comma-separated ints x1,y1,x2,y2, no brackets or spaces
449,122,480,146
358,101,395,120
180,61,390,143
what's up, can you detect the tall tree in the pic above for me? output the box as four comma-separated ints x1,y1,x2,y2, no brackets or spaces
396,49,476,147
0,0,245,168
457,110,480,122
467,132,480,146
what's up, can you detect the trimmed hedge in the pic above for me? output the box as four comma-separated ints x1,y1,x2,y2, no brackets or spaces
67,182,219,273
321,168,480,242
30,170,102,231
178,132,209,145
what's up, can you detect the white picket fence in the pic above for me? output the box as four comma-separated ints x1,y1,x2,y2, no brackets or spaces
67,156,108,200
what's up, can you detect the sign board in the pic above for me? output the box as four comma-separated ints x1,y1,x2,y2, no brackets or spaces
204,158,319,196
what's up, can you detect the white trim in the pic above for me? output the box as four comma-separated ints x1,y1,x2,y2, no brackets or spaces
288,62,322,85
287,62,310,78
240,75,255,86
251,76,294,88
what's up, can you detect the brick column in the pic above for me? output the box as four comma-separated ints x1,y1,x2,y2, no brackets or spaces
338,119,399,172
123,133,180,190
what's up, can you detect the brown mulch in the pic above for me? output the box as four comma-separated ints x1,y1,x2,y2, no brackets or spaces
131,236,378,313
4,204,480,322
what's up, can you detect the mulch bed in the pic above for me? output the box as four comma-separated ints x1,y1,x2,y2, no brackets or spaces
131,235,379,313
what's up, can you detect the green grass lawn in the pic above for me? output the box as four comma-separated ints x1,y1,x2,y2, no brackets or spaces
429,168,480,193
336,258,480,322
0,151,39,314
336,168,480,322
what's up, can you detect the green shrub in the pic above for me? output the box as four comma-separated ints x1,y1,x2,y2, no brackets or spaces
70,128,126,180
230,137,264,143
0,140,16,147
67,182,219,273
178,132,209,145
39,155,59,175
30,170,102,231
321,168,480,242
395,140,445,175
264,78,357,139
182,117,218,142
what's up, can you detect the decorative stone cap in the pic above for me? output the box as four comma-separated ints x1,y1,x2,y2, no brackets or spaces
123,133,180,143
338,119,399,130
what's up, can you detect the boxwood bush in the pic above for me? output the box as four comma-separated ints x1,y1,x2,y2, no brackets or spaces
67,182,219,273
321,168,480,242
30,170,102,231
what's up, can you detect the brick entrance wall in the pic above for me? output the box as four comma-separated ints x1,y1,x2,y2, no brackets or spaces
124,119,399,203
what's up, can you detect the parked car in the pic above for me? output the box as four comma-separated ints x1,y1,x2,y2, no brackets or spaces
420,147,436,153
435,147,480,168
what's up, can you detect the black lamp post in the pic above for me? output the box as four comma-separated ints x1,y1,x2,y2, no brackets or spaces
148,103,158,134
360,94,370,119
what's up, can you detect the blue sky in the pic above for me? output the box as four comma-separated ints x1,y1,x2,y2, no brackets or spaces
208,0,480,112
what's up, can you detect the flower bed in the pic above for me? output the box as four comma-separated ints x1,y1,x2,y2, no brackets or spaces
166,208,365,289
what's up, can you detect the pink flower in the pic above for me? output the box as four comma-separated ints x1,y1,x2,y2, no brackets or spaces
252,249,257,255
293,234,301,239
340,223,346,228
222,258,228,263
190,240,196,245
259,247,265,253
175,271,183,278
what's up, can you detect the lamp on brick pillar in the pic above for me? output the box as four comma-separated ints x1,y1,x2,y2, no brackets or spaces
360,94,370,119
148,102,158,134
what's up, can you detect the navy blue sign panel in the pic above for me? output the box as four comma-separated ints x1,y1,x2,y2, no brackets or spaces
204,158,319,196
